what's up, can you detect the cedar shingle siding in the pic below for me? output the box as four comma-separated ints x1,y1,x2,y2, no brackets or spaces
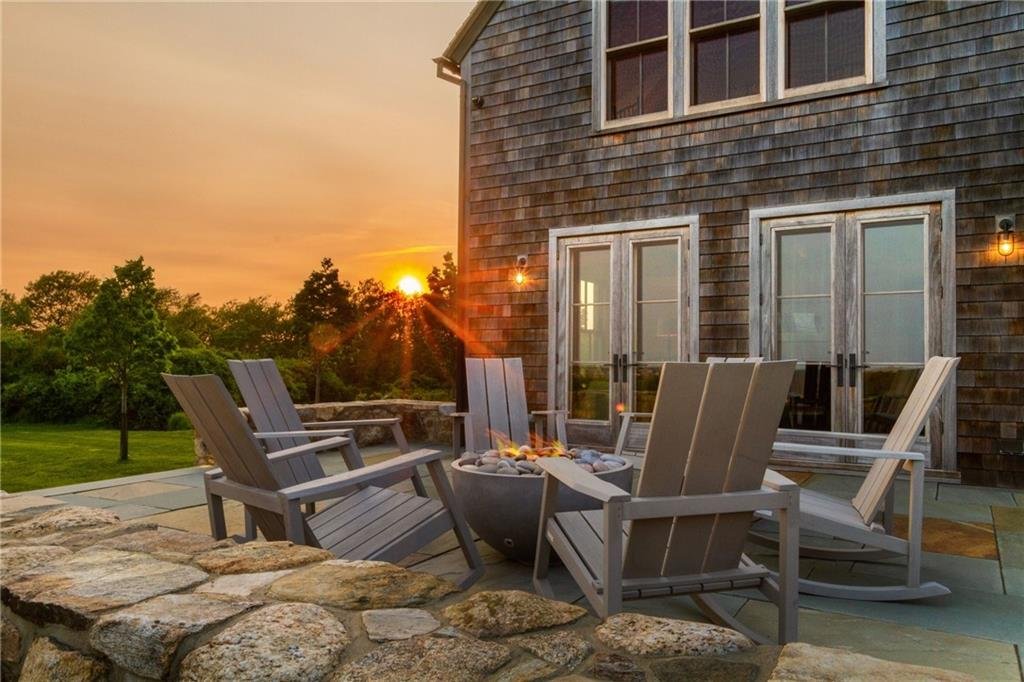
458,1,1024,485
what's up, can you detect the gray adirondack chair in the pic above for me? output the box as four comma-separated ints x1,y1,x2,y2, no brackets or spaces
757,355,960,601
534,360,799,645
614,357,760,459
451,357,567,453
229,358,411,454
163,373,484,588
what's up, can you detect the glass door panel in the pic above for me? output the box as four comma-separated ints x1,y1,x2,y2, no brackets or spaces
628,238,681,413
774,228,833,431
570,247,613,421
858,219,927,434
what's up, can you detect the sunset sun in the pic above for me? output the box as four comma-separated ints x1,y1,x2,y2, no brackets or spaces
396,275,424,297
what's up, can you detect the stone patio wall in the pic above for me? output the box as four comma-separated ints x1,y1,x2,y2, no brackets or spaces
194,399,454,465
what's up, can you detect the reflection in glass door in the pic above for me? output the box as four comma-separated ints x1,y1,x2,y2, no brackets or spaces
764,206,940,456
556,225,692,447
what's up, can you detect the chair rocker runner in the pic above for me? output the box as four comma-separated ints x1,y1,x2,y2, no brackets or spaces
534,360,799,645
451,357,567,453
755,356,960,602
163,373,483,589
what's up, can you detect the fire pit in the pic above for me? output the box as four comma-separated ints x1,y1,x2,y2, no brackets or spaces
450,440,633,563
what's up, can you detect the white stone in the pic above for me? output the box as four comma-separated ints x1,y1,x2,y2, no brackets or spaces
362,608,441,641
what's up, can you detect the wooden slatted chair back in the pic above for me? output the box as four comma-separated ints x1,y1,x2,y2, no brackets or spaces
851,356,959,523
163,373,298,542
465,357,531,449
228,359,327,488
622,361,794,579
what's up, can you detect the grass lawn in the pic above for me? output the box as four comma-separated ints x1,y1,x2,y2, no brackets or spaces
0,423,195,493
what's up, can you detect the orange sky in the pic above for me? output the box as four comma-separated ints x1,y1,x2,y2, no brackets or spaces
2,1,472,303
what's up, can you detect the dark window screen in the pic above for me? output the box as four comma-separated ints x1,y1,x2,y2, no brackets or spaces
690,2,760,105
607,0,669,120
786,1,865,89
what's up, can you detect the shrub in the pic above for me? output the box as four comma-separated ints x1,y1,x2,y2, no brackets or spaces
167,411,192,430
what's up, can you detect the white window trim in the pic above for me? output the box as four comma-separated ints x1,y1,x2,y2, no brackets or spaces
682,0,768,116
778,0,875,99
546,216,701,412
594,0,675,129
592,0,886,132
748,190,957,471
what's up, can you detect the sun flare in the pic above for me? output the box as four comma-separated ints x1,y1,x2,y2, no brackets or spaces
396,275,424,297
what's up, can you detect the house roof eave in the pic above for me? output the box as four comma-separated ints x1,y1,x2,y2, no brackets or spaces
438,1,502,69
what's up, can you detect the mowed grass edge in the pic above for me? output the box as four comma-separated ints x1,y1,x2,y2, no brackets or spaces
0,424,195,493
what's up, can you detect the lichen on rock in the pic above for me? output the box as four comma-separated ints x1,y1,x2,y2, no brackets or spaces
195,540,333,574
595,613,754,658
331,634,511,681
442,590,587,638
19,637,108,682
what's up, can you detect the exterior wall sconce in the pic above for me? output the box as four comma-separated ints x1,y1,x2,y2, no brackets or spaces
513,254,528,286
997,215,1015,258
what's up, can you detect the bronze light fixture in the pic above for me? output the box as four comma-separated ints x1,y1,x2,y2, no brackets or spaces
513,255,528,286
997,216,1015,258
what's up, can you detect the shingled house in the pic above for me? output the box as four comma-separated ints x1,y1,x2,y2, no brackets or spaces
435,0,1023,485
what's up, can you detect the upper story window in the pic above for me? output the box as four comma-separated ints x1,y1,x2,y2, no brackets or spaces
595,0,880,129
783,1,868,94
689,0,762,108
606,0,670,121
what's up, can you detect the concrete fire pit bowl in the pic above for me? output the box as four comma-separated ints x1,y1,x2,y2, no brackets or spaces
450,456,634,563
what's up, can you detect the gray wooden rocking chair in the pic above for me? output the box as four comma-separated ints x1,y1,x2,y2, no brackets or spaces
756,356,960,601
451,357,567,453
163,373,484,588
534,361,800,644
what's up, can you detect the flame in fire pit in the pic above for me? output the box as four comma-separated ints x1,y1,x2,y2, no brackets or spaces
491,431,569,460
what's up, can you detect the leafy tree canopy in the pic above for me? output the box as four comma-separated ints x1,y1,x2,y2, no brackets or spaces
22,270,100,331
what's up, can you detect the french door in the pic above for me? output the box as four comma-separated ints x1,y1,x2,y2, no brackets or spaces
553,225,695,446
761,204,945,460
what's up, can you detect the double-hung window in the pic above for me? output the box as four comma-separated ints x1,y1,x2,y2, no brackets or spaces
603,0,671,124
596,0,880,128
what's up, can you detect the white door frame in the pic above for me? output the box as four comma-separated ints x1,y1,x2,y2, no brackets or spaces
547,216,701,421
748,190,957,471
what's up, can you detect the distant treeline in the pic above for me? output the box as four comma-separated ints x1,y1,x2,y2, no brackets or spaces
1,255,458,435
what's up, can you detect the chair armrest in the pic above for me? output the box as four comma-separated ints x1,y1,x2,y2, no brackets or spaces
448,412,471,419
619,411,652,420
771,441,924,461
762,468,801,492
776,428,889,444
265,437,350,464
279,448,445,503
535,457,631,503
303,418,399,428
530,409,568,415
254,429,353,440
624,487,797,520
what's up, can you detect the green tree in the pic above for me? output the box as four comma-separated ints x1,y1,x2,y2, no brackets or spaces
158,290,216,348
66,258,176,460
292,258,356,401
212,297,293,357
22,270,100,330
1,289,31,330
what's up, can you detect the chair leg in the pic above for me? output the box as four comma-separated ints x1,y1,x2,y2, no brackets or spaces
776,490,800,644
426,459,483,589
602,501,624,618
283,499,305,544
207,490,227,540
243,507,258,541
390,422,411,454
883,486,896,535
907,460,924,589
692,594,769,645
533,473,559,599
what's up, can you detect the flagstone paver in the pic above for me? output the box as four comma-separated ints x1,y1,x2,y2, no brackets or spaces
52,493,121,509
892,515,997,559
86,480,192,502
104,503,168,520
851,551,1004,594
140,499,248,535
937,484,1018,507
767,642,974,681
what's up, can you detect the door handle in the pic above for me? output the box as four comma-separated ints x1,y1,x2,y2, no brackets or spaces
848,353,870,388
609,354,620,383
835,353,845,387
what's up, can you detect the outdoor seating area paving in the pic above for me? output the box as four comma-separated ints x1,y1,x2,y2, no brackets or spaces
4,443,1023,680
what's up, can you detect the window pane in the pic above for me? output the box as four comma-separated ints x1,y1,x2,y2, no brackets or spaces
728,27,760,99
863,366,922,434
692,0,724,28
608,0,638,47
636,301,678,362
693,33,727,104
864,293,924,363
864,221,924,292
778,230,830,296
828,2,865,81
571,365,610,420
639,0,668,40
778,297,831,362
641,47,668,114
632,365,661,414
636,241,677,301
573,248,611,304
609,52,641,119
781,363,832,431
726,1,760,20
573,304,610,363
786,9,826,88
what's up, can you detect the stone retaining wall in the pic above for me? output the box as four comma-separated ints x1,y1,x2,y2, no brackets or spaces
0,498,977,681
194,400,455,465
